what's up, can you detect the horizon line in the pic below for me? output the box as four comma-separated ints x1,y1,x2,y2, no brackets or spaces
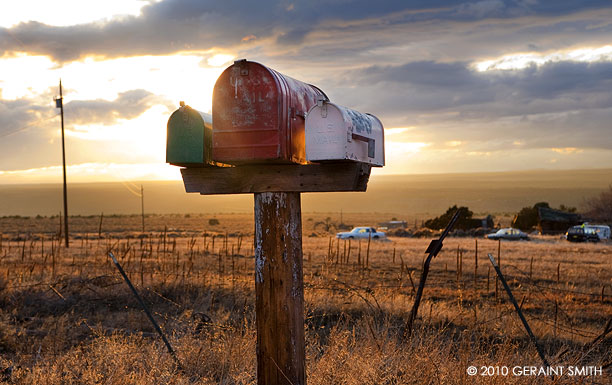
1,166,611,187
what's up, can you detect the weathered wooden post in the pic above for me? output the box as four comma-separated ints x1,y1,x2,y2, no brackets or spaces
168,59,384,385
255,192,305,384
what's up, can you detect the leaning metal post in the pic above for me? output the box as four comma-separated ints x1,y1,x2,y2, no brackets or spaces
405,209,463,338
108,252,183,371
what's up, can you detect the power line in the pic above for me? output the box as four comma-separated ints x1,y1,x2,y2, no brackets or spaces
0,113,59,139
120,180,143,197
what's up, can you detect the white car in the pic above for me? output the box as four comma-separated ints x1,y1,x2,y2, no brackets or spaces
486,228,529,240
336,227,386,239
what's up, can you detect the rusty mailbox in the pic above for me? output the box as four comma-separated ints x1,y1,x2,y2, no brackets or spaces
305,100,385,167
166,102,213,166
212,59,328,164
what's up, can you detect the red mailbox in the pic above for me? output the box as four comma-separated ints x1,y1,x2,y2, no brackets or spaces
212,59,327,164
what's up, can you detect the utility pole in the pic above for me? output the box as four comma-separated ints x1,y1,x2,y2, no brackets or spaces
56,79,69,247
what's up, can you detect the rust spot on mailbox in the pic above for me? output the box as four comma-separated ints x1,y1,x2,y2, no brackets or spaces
212,59,327,165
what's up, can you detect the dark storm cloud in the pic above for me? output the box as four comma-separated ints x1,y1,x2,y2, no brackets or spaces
1,0,611,62
64,89,172,125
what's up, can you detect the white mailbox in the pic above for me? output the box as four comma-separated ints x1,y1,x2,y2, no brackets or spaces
305,100,384,166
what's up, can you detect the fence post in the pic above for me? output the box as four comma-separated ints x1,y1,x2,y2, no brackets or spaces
254,192,305,385
474,239,478,290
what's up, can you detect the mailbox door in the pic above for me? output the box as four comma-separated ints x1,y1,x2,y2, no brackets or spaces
305,103,348,162
345,110,385,167
213,62,282,163
213,60,326,164
166,106,212,166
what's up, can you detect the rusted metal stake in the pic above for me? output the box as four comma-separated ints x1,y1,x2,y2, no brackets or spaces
474,239,478,290
487,253,549,368
254,192,305,385
405,208,462,338
108,252,183,371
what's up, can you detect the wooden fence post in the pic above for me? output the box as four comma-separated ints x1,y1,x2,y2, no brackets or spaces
254,192,305,385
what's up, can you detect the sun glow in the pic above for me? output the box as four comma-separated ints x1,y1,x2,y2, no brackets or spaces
551,147,583,154
385,127,416,136
67,104,170,160
475,45,612,71
207,54,235,67
0,52,228,112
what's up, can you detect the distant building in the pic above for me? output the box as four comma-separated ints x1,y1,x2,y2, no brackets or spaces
470,215,494,230
378,220,407,229
537,207,582,235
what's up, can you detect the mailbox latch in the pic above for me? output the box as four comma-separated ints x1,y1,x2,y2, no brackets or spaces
317,96,328,118
352,133,375,158
234,59,249,76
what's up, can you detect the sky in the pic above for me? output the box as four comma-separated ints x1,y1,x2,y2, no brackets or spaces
1,0,612,184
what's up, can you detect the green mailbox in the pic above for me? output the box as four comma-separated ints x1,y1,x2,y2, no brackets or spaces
166,102,213,166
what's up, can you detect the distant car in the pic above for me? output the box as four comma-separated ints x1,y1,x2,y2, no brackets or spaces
584,224,610,241
486,228,529,240
565,225,600,243
336,227,386,239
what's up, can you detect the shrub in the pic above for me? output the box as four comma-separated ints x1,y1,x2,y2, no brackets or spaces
512,202,549,231
423,205,475,230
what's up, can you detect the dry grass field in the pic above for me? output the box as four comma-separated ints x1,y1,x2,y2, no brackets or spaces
0,214,610,384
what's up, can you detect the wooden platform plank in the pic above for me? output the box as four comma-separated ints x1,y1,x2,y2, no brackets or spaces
180,163,372,194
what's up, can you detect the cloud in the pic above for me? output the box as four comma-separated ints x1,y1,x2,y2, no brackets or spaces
0,90,172,170
352,59,612,113
323,58,612,152
456,0,506,18
64,89,172,125
1,0,611,63
2,0,612,177
0,96,52,138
